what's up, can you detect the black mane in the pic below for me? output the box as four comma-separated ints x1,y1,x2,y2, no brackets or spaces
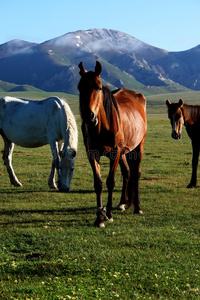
102,86,120,123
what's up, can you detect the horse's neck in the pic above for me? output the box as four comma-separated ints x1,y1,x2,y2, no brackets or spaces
182,104,200,125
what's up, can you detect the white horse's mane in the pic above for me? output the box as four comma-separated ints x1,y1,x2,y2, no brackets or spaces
60,98,78,152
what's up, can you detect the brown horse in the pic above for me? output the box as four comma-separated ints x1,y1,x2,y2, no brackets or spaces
78,61,147,227
166,98,200,188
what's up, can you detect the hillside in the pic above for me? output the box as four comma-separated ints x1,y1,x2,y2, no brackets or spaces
0,29,199,95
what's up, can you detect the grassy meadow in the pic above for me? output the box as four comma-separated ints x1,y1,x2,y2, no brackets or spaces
0,91,200,299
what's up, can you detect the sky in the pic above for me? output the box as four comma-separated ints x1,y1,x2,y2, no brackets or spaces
1,0,200,52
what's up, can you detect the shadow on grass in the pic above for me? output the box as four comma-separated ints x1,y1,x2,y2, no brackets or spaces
0,188,95,194
0,187,123,195
0,187,125,226
0,205,97,227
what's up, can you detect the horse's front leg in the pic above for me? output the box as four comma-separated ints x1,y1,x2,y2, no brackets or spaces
49,141,61,189
2,136,22,187
48,143,63,189
89,156,105,227
187,141,200,188
116,154,130,211
106,148,120,221
48,160,57,189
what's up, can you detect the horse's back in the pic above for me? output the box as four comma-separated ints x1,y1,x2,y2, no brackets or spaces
0,96,66,147
0,96,64,119
113,88,146,121
113,88,146,112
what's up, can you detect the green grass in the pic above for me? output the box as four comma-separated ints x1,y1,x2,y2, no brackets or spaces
0,95,200,299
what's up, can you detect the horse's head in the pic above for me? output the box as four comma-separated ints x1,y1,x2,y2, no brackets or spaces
78,61,103,126
59,148,76,192
166,99,184,140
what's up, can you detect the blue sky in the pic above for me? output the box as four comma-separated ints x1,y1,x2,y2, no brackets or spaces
1,0,200,51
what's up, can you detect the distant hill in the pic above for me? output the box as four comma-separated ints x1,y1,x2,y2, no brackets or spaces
0,29,199,95
0,80,45,93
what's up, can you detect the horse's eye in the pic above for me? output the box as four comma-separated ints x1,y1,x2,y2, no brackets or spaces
98,87,102,91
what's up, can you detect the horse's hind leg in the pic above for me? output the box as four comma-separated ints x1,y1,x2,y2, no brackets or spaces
187,141,200,188
116,154,130,211
2,136,22,187
127,141,144,214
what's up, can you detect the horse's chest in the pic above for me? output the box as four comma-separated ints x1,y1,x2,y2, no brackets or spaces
85,127,116,153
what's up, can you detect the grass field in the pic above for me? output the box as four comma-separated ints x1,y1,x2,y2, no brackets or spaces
0,92,200,299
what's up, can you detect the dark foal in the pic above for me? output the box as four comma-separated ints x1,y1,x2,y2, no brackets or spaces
166,98,200,188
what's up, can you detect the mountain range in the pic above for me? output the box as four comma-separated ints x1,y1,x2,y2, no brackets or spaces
0,28,199,95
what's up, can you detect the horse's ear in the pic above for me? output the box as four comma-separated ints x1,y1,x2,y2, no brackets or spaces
95,61,102,76
166,99,171,107
78,62,86,76
179,99,184,107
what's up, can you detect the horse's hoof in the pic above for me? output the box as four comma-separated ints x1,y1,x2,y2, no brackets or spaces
134,209,143,214
187,183,196,188
13,182,22,187
104,215,114,222
99,222,105,228
94,220,105,228
50,186,58,190
116,204,126,211
48,183,58,189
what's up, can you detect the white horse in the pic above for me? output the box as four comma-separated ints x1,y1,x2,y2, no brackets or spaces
0,96,78,192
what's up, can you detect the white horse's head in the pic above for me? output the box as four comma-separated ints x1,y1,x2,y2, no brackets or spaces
59,148,76,192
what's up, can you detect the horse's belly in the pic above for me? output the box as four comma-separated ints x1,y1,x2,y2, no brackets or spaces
7,134,48,148
123,115,147,151
2,124,48,148
14,139,48,148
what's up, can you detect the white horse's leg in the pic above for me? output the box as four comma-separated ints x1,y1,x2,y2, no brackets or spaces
49,141,61,189
48,161,57,189
2,137,22,187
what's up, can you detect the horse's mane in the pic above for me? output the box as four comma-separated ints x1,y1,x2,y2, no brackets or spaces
102,86,120,123
58,99,78,152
